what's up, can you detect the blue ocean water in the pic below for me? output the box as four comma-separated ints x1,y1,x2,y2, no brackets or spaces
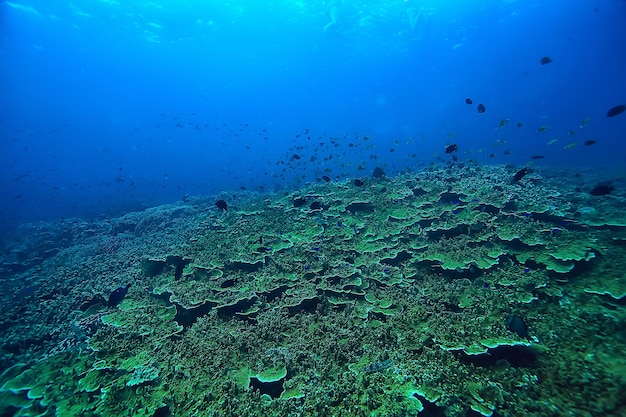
1,0,625,234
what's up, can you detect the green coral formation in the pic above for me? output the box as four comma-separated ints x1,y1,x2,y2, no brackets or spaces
1,164,625,416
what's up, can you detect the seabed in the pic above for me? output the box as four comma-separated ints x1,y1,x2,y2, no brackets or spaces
1,163,625,417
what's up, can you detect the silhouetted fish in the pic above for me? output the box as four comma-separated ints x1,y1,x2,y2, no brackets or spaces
372,167,386,178
445,144,458,154
465,98,473,105
506,315,529,338
513,167,529,182
497,118,509,129
322,175,331,183
539,56,553,65
477,104,486,113
590,183,614,196
215,199,228,211
108,284,130,307
291,154,301,160
584,140,597,146
353,179,364,187
530,155,545,160
606,104,625,117
293,197,307,207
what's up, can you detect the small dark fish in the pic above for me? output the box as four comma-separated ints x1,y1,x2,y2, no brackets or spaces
108,284,130,307
445,143,458,154
293,197,307,207
465,98,473,105
516,122,523,128
513,167,529,182
322,175,331,183
291,154,301,160
353,179,364,187
606,104,625,117
590,183,614,196
584,140,597,146
539,56,553,65
215,199,228,211
506,315,529,338
477,103,486,113
372,167,386,178
530,155,545,160
363,359,393,373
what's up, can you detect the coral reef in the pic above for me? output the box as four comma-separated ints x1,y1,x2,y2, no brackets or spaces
1,164,625,416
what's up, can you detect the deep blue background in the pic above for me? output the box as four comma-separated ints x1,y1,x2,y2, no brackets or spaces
2,0,626,234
